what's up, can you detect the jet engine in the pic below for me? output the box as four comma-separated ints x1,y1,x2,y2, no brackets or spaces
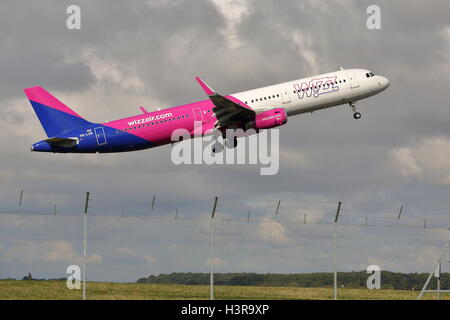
248,108,288,130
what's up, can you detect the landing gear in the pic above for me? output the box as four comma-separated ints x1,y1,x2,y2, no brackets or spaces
212,130,239,153
349,102,361,120
225,136,238,149
212,137,237,153
212,142,224,153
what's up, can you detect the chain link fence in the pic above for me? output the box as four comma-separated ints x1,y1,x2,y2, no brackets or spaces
0,193,449,300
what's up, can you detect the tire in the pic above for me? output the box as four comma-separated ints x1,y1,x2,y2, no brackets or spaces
353,112,361,120
212,142,224,153
225,137,238,149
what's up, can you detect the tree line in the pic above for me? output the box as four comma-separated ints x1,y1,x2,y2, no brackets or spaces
137,271,450,290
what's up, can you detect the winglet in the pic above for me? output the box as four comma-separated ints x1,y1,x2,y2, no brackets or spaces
195,77,215,96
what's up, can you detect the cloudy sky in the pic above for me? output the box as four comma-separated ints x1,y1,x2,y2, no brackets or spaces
1,0,450,284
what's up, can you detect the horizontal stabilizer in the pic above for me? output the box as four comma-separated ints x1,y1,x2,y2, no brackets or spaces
45,137,79,148
139,106,149,114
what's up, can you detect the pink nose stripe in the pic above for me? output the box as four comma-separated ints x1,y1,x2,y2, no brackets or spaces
24,86,82,118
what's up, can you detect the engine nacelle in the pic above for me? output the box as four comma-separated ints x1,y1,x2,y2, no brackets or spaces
250,108,288,130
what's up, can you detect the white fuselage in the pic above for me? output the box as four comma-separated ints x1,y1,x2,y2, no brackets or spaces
233,69,390,116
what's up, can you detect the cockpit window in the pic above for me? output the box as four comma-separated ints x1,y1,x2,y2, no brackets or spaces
366,72,375,78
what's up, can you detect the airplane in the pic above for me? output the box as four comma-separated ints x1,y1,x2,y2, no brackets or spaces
25,67,389,153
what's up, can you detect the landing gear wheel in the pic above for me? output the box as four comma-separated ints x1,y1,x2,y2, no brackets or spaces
212,142,224,153
353,112,361,120
225,136,238,149
349,102,361,120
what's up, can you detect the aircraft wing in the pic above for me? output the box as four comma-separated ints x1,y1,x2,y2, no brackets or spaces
195,77,255,129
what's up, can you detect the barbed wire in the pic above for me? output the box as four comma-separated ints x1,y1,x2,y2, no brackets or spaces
1,209,450,232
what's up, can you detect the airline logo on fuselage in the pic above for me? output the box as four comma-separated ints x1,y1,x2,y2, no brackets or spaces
293,76,339,100
127,112,173,126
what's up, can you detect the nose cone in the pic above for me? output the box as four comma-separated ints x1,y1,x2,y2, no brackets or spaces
378,76,390,91
31,140,53,152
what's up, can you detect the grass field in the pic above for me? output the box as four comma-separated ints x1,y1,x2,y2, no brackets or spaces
0,280,447,300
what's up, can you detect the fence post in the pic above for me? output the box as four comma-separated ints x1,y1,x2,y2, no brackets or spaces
417,241,449,300
151,195,156,211
18,190,23,207
437,261,441,300
275,200,281,215
210,196,218,300
397,205,403,220
83,192,90,300
334,201,341,300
